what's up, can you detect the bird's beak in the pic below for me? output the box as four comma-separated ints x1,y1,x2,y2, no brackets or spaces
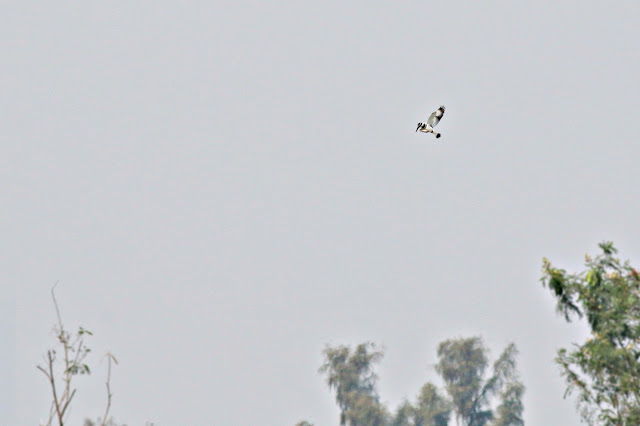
415,123,421,132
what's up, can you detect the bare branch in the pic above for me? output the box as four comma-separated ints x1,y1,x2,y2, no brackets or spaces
46,350,63,426
37,365,51,380
46,400,55,426
100,353,118,426
59,388,76,421
50,282,75,416
51,282,63,334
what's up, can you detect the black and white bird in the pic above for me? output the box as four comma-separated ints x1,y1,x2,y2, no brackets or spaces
416,106,445,138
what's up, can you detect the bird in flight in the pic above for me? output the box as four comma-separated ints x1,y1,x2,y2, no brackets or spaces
416,105,445,138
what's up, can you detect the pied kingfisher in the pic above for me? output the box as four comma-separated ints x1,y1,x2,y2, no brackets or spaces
416,105,445,138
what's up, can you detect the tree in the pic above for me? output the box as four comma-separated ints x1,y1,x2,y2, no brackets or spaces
318,339,522,426
391,401,414,426
37,284,93,426
389,383,451,426
413,383,451,426
492,381,524,426
541,242,640,425
488,345,524,426
319,342,389,425
435,338,523,426
38,284,122,426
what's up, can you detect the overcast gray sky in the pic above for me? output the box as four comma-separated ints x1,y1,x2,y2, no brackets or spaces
3,1,640,425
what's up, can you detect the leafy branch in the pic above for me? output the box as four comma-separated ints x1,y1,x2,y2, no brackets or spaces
37,283,121,426
37,283,92,426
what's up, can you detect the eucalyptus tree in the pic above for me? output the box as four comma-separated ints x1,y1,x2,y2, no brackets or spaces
435,338,523,426
542,242,640,425
319,342,389,426
391,401,414,426
318,338,522,426
413,383,451,426
492,381,524,426
390,383,451,426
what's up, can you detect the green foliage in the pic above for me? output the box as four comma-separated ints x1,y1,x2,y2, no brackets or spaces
413,383,451,426
389,383,450,426
435,338,523,426
37,285,94,426
391,401,414,426
319,339,522,426
542,242,640,425
436,337,488,424
38,285,120,426
492,381,524,426
319,342,389,425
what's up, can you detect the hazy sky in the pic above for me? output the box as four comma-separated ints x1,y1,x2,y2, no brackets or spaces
4,1,640,425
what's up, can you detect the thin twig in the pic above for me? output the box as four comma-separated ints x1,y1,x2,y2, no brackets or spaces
36,365,50,379
52,282,77,423
46,400,55,426
46,350,63,426
51,282,73,409
100,353,118,426
51,282,63,332
37,361,55,426
59,388,76,421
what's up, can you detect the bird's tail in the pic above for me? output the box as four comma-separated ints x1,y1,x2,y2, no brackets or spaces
435,133,441,138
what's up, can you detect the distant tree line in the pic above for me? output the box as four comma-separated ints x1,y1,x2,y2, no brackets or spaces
300,242,640,426
40,242,640,426
299,337,524,426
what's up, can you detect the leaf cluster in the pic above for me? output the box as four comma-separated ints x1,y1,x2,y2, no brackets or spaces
542,242,640,425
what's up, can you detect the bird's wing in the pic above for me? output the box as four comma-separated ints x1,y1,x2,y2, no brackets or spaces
426,105,445,127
